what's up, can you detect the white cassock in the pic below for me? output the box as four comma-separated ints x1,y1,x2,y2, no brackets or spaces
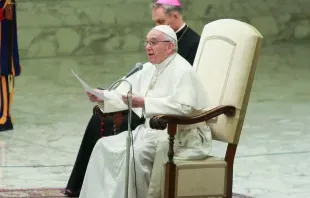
79,53,212,198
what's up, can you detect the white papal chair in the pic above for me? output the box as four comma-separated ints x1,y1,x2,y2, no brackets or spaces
148,19,263,198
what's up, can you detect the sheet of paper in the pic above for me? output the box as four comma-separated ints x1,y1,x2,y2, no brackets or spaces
72,70,110,100
104,90,124,103
72,70,130,109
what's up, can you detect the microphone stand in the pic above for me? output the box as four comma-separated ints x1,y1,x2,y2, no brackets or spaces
108,79,132,198
107,76,126,90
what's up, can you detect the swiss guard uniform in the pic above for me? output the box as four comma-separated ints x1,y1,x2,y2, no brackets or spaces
0,0,21,132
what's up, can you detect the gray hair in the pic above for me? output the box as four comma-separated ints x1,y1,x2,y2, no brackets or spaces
163,33,178,52
151,3,183,15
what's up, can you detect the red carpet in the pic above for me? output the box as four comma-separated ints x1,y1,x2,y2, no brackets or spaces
0,188,253,197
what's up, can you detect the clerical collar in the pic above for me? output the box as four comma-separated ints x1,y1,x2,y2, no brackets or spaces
176,23,186,33
154,53,177,70
176,23,188,43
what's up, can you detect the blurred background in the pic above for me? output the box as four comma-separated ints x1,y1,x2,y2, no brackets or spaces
0,0,309,197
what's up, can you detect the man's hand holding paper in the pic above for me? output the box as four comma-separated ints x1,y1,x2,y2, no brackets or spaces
85,88,131,110
86,90,103,103
86,89,123,104
73,70,123,103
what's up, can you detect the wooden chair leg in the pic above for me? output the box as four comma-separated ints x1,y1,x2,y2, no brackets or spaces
225,165,233,198
225,143,237,198
164,124,177,198
164,162,176,198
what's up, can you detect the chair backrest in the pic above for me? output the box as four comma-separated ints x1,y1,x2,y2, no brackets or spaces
193,19,263,144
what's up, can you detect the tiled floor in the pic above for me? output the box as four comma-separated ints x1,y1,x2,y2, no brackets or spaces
0,43,309,198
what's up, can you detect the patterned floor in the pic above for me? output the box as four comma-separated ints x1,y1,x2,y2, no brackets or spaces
0,188,253,198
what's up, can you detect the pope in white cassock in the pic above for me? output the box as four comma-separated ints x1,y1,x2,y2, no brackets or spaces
79,25,212,198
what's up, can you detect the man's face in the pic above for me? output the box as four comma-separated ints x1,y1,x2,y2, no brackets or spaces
152,7,177,31
144,30,174,64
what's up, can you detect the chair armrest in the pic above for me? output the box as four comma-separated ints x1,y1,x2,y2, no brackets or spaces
149,105,236,130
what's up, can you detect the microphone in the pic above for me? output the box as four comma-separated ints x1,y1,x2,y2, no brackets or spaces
108,63,143,90
97,63,143,90
122,63,144,79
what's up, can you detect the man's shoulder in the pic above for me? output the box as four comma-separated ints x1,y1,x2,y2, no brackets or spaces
186,25,201,41
174,54,195,71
